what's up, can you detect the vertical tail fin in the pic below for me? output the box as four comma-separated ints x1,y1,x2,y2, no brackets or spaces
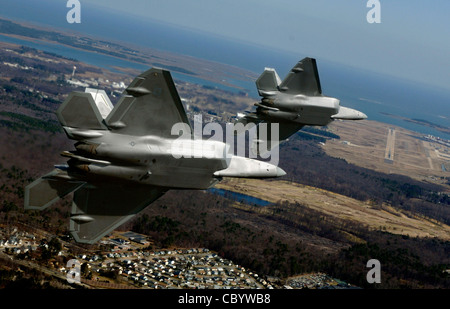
84,88,114,119
56,92,109,130
255,68,281,96
279,57,322,96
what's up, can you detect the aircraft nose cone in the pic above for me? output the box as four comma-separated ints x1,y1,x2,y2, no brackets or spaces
276,167,286,177
331,106,368,120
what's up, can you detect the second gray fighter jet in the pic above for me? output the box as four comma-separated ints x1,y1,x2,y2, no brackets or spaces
236,57,367,152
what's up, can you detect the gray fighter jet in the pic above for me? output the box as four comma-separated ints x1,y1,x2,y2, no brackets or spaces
235,57,367,153
24,67,286,244
24,58,366,245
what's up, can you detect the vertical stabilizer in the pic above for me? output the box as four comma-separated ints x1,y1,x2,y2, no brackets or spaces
279,57,322,96
256,68,281,96
57,92,109,130
85,88,114,119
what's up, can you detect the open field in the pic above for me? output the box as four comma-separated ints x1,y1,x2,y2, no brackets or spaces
216,178,450,240
323,120,450,191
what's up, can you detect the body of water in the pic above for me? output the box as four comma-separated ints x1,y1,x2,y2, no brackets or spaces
207,188,272,207
1,0,449,140
0,34,246,94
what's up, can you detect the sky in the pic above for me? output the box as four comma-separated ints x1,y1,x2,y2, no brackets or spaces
1,0,449,91
80,0,450,91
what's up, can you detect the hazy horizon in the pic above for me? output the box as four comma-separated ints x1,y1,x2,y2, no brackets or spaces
0,0,449,140
0,0,449,92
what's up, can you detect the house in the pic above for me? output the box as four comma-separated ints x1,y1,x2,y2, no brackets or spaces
121,270,133,276
111,238,129,246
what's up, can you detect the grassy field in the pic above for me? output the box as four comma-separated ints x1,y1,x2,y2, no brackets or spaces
216,178,450,240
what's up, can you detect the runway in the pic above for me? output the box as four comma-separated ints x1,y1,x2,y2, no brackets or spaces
384,128,396,164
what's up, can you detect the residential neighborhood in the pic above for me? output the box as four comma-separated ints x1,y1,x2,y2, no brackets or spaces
0,224,354,289
0,225,273,289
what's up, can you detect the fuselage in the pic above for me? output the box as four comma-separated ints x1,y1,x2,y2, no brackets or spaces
62,127,283,190
257,94,340,126
255,93,366,125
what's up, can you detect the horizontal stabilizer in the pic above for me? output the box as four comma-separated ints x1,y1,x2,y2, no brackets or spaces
24,170,85,210
70,184,166,244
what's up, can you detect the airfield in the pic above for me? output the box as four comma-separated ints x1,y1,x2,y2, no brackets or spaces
322,119,450,190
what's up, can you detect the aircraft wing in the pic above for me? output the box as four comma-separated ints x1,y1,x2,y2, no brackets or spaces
106,68,192,137
70,183,167,244
235,114,304,154
279,57,322,96
252,121,304,155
